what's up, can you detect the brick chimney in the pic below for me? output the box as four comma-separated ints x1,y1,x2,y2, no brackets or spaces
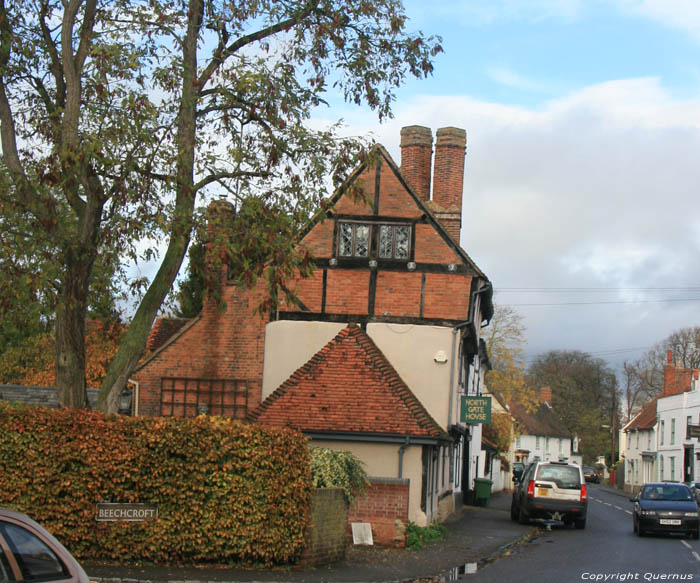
431,127,466,241
540,386,552,406
400,125,433,202
663,349,695,397
203,199,235,314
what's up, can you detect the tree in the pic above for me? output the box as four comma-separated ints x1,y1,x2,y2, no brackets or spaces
528,350,619,462
620,326,700,421
483,305,539,454
0,0,442,411
484,305,538,411
175,237,206,319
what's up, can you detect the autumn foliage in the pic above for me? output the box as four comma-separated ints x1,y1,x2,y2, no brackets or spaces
0,320,124,388
0,403,312,565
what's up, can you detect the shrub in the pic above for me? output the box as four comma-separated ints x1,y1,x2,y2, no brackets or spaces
0,402,312,565
405,522,448,550
309,447,369,503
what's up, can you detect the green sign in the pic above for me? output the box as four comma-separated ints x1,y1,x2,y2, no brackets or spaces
460,396,492,424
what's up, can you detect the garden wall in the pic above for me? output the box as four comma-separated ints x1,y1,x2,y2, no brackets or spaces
348,477,409,547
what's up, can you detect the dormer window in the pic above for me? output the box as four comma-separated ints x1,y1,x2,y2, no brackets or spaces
337,221,412,260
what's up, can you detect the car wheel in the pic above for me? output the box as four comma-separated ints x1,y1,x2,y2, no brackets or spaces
518,508,529,525
633,518,638,534
575,518,586,530
693,529,699,540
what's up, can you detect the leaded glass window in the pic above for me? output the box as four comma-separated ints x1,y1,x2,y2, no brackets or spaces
378,224,410,259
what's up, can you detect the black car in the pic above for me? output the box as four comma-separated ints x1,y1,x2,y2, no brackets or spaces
511,461,588,529
583,466,600,483
631,482,699,539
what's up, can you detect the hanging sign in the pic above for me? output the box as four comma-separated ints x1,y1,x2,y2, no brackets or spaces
460,396,492,424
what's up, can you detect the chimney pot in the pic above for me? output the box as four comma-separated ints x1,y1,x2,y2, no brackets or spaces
400,126,432,202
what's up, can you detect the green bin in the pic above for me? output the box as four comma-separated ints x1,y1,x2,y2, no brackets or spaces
474,478,493,506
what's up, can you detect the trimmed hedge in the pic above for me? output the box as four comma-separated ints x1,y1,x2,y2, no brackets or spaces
0,402,311,565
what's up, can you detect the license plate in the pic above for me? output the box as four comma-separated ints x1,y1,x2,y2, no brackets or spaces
659,519,681,525
537,488,550,497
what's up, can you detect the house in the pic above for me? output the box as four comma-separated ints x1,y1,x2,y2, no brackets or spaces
131,126,494,534
622,350,697,493
507,388,578,467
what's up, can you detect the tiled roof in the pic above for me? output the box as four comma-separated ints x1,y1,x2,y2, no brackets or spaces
249,325,447,439
145,317,192,353
626,398,659,431
509,402,570,438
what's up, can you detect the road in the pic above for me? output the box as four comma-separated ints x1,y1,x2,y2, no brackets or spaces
459,485,700,583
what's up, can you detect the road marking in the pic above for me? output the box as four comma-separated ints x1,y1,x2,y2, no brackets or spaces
692,551,700,562
614,506,623,511
624,510,632,515
681,540,692,549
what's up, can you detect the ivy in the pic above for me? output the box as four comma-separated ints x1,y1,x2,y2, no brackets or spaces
309,447,369,503
0,403,312,566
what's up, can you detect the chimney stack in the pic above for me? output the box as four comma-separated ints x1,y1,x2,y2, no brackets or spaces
540,386,552,405
400,125,433,202
432,127,466,241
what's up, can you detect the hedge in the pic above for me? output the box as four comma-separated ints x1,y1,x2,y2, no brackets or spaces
0,402,312,565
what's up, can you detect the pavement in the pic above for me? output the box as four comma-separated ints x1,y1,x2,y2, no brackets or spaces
84,490,538,583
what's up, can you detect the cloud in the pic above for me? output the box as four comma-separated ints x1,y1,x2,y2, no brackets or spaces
329,77,700,367
485,66,552,92
611,0,700,42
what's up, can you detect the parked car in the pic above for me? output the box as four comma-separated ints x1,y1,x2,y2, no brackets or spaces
583,466,600,483
0,506,89,582
631,482,699,539
510,460,588,529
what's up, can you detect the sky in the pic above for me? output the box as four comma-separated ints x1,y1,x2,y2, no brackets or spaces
310,0,700,374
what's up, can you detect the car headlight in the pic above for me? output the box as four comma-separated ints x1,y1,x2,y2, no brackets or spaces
641,510,657,516
684,512,698,517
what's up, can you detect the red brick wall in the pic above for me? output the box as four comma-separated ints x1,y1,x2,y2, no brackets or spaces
348,478,409,547
133,282,268,417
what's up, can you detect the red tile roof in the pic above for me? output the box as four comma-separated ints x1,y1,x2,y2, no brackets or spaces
627,398,659,431
249,325,447,439
146,317,192,353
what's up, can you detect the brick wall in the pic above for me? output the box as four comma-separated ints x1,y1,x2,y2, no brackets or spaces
133,282,268,417
348,477,409,548
299,488,348,566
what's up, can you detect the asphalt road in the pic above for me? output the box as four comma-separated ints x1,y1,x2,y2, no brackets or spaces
463,484,700,583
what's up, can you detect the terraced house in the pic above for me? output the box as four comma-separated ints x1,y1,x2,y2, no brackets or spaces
131,126,494,538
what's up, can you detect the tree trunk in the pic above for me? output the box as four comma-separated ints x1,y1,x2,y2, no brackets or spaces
55,265,89,408
96,0,202,414
97,233,191,413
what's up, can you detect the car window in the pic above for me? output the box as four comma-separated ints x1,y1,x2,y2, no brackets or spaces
0,550,16,582
0,522,68,581
642,485,693,501
536,465,580,488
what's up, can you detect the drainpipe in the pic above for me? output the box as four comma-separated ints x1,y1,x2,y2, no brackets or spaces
129,380,140,416
398,435,411,478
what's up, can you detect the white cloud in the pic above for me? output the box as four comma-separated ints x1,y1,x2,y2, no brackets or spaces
327,77,700,367
485,66,552,92
612,0,700,41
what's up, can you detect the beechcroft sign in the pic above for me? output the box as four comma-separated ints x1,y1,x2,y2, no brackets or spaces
460,396,492,424
95,503,158,522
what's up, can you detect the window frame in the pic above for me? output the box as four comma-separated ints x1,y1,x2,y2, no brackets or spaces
336,220,413,261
